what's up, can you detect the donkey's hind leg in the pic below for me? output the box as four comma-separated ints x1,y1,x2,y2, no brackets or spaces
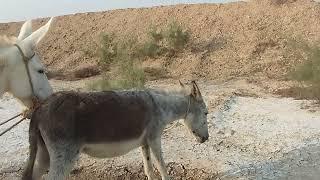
141,144,156,180
148,138,170,180
46,142,80,180
32,140,50,180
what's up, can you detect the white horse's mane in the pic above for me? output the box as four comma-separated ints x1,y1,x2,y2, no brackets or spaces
0,35,17,68
0,35,17,48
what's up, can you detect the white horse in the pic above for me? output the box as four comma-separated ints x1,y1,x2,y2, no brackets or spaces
0,18,54,108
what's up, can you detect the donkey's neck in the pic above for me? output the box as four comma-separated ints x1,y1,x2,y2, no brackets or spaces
151,91,189,124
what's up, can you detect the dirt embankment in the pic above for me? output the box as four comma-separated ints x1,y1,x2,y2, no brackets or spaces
0,0,320,81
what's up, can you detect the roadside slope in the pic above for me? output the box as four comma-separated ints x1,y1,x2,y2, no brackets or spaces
1,0,320,81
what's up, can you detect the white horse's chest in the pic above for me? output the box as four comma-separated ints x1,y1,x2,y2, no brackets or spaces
82,136,144,158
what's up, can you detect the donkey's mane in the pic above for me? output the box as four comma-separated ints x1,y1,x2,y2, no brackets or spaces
106,87,187,97
147,87,189,97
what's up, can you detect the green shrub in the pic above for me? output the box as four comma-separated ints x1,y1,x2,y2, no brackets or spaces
115,46,146,89
87,21,190,91
140,40,162,58
288,39,320,100
164,21,190,52
98,33,117,68
289,39,320,82
138,26,163,58
88,34,145,91
148,26,164,42
140,21,190,58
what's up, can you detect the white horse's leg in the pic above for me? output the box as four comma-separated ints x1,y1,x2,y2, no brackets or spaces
141,144,156,180
149,138,170,180
32,142,50,180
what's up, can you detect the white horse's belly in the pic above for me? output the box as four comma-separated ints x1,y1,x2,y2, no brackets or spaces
82,138,143,158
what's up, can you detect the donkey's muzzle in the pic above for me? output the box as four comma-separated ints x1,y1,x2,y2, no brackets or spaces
199,135,209,143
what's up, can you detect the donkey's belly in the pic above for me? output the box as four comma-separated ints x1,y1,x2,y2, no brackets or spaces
82,137,143,158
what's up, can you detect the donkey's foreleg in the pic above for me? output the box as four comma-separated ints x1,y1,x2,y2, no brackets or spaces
141,144,156,180
46,143,79,180
32,141,50,180
149,138,170,180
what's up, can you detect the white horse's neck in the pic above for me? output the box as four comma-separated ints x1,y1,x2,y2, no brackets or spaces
151,91,189,125
0,49,10,97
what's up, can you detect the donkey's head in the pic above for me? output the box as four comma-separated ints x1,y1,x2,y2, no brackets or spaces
180,80,209,143
2,18,54,107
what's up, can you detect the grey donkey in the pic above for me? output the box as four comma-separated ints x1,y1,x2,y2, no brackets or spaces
22,81,209,180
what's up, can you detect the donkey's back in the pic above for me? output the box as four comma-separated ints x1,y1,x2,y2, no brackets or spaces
37,91,154,143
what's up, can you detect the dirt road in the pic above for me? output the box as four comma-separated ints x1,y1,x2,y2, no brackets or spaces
1,79,320,180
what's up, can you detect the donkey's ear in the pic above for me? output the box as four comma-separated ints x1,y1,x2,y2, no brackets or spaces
179,80,185,88
21,17,54,49
18,20,32,41
190,80,201,98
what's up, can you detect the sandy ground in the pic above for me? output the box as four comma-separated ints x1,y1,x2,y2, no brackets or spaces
1,78,320,180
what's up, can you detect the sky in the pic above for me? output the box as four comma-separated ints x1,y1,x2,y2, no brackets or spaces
0,0,237,23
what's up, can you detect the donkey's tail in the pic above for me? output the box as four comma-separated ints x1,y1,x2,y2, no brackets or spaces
22,111,41,180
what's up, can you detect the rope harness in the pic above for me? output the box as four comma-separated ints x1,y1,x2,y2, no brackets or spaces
14,44,36,98
0,44,40,136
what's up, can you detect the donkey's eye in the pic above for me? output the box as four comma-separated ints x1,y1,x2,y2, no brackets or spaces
38,69,45,74
205,112,208,115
